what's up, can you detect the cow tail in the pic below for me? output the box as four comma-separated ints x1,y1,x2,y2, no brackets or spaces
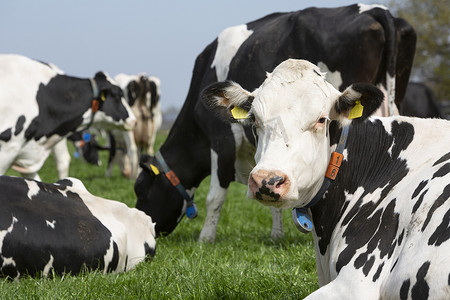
367,8,398,116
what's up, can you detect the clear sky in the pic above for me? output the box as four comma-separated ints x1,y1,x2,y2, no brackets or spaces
1,0,384,110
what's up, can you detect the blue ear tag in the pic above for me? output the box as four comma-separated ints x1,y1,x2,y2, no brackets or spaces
292,208,313,233
186,202,198,219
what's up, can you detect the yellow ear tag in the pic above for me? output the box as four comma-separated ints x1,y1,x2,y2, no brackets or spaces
348,100,364,119
150,164,160,175
231,106,249,120
100,91,106,101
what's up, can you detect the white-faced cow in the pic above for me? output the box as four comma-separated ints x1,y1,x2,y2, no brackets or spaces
0,54,136,180
134,4,416,243
100,74,162,179
203,59,450,299
0,175,156,279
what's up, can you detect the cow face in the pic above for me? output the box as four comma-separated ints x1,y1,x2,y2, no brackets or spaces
92,72,136,131
134,154,186,235
202,59,383,209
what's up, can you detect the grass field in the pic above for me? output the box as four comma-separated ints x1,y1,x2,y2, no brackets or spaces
3,132,318,299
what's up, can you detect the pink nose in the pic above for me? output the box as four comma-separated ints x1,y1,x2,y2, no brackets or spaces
248,170,290,201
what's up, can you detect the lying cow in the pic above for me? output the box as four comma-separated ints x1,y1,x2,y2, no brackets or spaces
203,59,450,299
0,54,136,180
134,4,416,243
0,175,156,279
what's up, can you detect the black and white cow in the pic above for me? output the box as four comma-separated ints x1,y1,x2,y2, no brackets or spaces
0,54,136,180
400,82,444,119
134,4,416,243
0,175,156,279
103,73,162,179
203,59,450,299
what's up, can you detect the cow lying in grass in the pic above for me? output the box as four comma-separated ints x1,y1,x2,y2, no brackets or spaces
0,176,156,279
202,59,450,299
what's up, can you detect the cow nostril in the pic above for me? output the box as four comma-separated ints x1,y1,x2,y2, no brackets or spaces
275,177,285,188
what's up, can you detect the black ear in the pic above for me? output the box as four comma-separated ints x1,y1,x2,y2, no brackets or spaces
333,83,384,120
139,154,160,176
201,81,254,123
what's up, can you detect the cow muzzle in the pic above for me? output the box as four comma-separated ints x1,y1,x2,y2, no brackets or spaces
248,170,291,202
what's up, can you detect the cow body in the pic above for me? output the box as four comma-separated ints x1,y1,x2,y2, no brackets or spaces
0,176,156,279
203,59,450,299
400,82,444,118
134,4,416,243
0,54,135,180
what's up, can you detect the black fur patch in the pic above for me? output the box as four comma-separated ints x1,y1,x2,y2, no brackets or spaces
411,262,430,300
0,128,12,142
14,115,26,136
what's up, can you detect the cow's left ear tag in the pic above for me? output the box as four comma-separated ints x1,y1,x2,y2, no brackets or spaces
348,100,364,119
100,91,107,101
231,106,249,120
150,164,160,175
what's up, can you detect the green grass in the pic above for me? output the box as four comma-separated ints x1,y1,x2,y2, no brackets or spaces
3,132,318,299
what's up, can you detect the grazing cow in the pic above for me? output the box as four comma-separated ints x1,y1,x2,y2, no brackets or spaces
400,82,444,118
0,175,156,279
102,74,162,179
203,59,450,299
134,4,416,243
0,54,136,180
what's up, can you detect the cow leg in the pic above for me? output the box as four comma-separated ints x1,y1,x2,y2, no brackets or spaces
198,150,227,243
51,138,70,179
270,207,284,239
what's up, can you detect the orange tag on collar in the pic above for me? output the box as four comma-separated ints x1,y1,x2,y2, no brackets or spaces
92,99,100,113
325,152,343,180
166,170,180,186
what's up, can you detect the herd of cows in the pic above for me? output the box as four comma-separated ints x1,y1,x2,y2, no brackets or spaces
0,3,449,299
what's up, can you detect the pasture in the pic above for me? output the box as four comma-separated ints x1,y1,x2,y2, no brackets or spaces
3,132,318,299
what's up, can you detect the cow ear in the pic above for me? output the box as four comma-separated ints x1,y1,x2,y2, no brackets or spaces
332,83,384,121
139,154,160,176
201,81,254,123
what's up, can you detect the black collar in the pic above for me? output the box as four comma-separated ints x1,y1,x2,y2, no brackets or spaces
155,151,198,219
292,125,350,233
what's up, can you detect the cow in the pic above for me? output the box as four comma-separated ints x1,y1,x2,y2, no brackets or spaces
203,58,450,299
0,54,136,180
0,175,156,279
400,82,444,119
134,4,416,243
101,74,162,179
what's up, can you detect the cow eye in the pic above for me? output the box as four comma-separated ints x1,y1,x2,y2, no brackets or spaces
318,117,327,124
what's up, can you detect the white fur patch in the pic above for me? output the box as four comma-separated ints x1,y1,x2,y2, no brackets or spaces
358,4,388,14
211,24,253,81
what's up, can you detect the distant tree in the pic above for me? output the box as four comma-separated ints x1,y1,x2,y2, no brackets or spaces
389,0,449,101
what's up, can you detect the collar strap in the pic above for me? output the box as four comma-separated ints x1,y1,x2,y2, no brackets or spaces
155,151,198,219
72,79,102,140
293,125,350,233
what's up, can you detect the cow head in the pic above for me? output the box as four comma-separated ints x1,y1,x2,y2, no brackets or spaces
202,59,383,209
91,72,136,131
134,154,186,236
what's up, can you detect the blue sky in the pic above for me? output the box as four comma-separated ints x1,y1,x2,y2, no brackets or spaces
1,1,384,110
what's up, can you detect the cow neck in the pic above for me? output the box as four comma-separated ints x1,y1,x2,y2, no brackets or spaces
292,124,350,233
155,151,198,219
77,78,102,134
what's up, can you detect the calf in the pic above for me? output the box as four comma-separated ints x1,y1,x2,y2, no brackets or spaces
203,59,450,299
0,54,136,180
0,176,156,279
